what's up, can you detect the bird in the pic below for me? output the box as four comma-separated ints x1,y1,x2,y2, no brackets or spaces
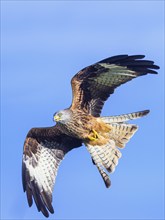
22,54,159,217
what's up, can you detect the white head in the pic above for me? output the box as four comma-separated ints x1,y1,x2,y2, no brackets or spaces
53,109,72,124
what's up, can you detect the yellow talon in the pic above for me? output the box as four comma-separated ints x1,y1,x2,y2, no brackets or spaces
87,129,99,141
92,129,99,139
88,136,97,141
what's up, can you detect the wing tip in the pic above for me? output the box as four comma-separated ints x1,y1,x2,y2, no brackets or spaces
22,161,54,217
99,54,160,75
41,190,54,214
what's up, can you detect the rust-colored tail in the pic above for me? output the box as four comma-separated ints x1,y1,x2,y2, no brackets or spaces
85,110,149,187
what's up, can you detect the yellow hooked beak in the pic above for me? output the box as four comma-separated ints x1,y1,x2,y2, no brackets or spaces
54,115,61,122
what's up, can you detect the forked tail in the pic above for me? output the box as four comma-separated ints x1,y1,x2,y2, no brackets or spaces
85,109,149,188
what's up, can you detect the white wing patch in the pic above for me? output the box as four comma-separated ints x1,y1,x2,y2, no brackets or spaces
23,145,63,194
22,141,65,217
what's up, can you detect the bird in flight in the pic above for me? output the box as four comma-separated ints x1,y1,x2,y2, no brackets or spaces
22,54,159,217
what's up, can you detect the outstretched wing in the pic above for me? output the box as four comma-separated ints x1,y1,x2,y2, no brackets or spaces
22,125,82,217
70,55,159,117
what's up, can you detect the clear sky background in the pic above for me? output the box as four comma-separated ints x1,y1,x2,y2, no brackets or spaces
1,1,164,220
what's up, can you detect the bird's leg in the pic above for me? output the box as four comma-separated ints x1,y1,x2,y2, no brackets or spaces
92,129,99,139
87,136,96,141
87,129,99,141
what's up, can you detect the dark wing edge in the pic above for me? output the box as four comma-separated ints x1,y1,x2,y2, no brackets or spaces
22,126,82,217
70,54,159,116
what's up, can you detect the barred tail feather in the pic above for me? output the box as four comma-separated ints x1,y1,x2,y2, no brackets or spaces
86,110,149,187
86,140,122,188
110,123,138,148
101,109,149,123
96,164,111,188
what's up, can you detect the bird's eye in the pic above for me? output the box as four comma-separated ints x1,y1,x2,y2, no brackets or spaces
58,113,62,117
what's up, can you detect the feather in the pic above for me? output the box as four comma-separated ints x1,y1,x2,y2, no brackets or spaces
22,126,82,217
70,55,159,116
101,110,150,123
86,140,122,187
22,54,159,217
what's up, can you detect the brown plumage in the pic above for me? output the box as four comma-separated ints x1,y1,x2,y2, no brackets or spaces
22,54,159,217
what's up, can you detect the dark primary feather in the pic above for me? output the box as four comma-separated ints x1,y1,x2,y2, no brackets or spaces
22,125,82,217
71,54,159,116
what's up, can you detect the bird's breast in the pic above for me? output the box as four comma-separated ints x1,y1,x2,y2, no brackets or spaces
58,114,93,139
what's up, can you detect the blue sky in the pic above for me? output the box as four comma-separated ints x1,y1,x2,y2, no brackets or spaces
1,1,164,219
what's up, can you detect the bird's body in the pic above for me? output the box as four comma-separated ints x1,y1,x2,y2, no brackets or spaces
56,109,111,146
22,54,159,217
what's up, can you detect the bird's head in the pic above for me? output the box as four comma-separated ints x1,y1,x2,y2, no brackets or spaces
53,109,71,124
